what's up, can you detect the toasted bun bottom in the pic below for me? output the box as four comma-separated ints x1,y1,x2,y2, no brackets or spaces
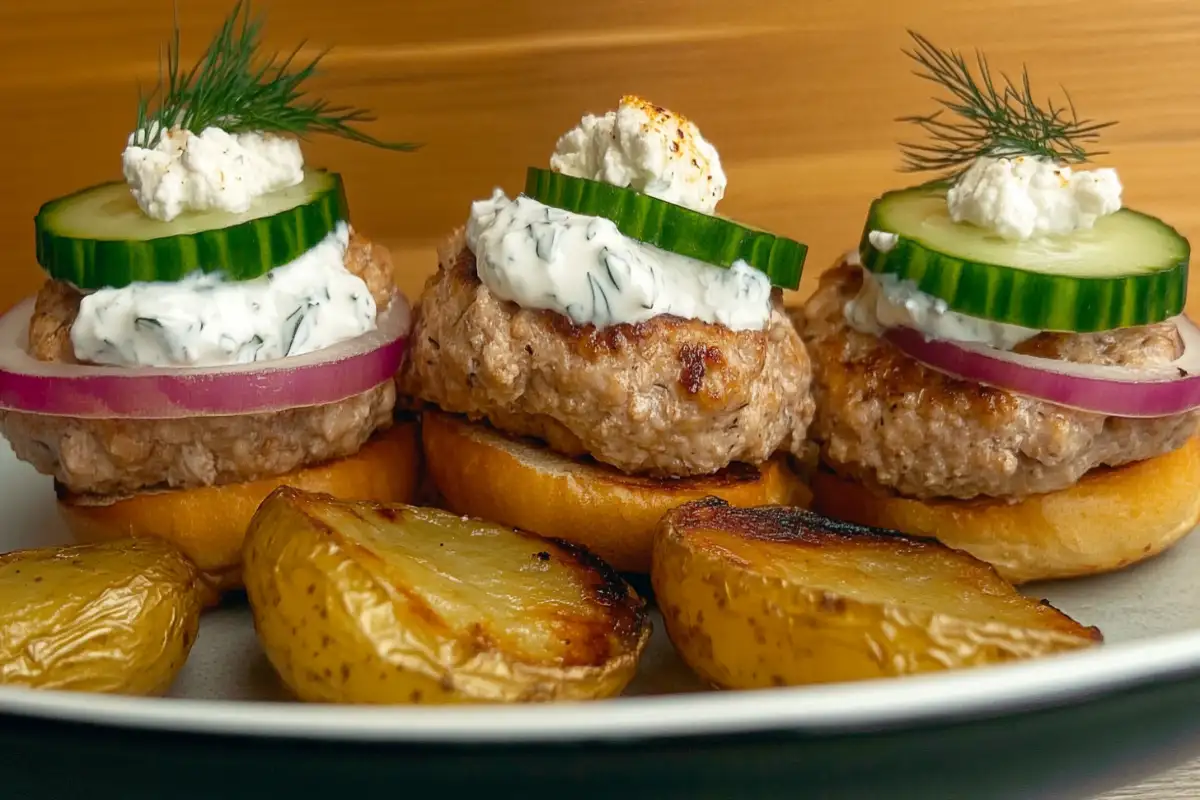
812,437,1200,584
58,421,422,592
421,411,811,573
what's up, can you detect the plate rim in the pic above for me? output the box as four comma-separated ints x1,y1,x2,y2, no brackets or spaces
5,441,1200,744
1,625,1199,743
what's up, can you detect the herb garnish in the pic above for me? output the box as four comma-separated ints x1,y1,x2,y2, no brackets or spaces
897,30,1115,181
132,0,417,152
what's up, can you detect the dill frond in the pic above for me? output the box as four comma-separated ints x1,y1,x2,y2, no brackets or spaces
133,0,417,152
897,31,1114,180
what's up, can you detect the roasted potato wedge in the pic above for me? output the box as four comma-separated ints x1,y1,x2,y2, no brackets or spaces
652,498,1102,689
0,538,205,695
243,487,651,704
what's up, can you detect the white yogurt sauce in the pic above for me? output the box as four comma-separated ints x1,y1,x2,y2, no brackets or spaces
845,268,1038,350
946,155,1122,240
466,190,772,331
550,95,726,214
71,223,377,367
123,126,305,222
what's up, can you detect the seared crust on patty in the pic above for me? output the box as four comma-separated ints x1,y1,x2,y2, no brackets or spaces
795,262,1200,500
28,280,82,363
399,230,814,477
27,227,395,364
0,381,396,496
342,228,397,311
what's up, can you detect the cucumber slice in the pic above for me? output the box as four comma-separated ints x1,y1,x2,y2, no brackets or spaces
524,167,807,290
860,185,1190,332
35,169,349,290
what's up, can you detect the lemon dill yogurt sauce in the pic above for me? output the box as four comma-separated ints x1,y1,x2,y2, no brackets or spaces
465,96,774,332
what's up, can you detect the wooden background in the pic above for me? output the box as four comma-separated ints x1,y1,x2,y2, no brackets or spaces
1,1,1199,796
4,0,1200,314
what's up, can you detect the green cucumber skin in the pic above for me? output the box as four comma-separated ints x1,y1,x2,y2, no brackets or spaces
34,171,350,290
524,167,807,290
859,187,1190,332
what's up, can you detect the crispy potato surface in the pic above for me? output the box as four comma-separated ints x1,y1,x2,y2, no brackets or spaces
0,538,204,695
652,498,1102,689
243,487,650,704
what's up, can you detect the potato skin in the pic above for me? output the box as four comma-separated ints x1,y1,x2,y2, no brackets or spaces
0,538,204,695
243,487,650,704
652,498,1101,689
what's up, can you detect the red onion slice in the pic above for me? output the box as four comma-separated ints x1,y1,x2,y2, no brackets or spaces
0,293,411,419
883,316,1200,418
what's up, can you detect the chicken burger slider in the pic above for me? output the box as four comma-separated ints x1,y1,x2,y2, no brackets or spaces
403,96,815,572
800,34,1200,583
0,6,421,590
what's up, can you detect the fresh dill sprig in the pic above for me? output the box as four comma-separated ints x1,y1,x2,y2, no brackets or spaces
896,30,1115,181
132,0,417,152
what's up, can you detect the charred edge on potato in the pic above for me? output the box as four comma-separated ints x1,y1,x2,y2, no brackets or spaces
266,485,650,665
539,534,650,643
668,494,979,547
663,496,1104,643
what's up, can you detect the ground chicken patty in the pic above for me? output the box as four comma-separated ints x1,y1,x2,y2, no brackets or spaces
0,381,395,496
796,262,1200,500
7,228,399,495
400,231,814,478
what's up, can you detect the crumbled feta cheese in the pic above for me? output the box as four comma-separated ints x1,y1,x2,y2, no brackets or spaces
946,155,1122,240
549,95,726,214
123,127,305,222
867,230,899,252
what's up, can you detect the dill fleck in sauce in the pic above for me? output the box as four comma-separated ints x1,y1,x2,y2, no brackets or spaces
466,190,772,332
71,223,376,367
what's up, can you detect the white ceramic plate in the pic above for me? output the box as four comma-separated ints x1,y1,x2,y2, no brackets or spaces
3,438,1200,747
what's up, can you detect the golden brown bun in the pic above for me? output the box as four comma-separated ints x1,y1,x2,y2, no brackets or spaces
421,411,811,573
57,421,422,592
812,437,1200,584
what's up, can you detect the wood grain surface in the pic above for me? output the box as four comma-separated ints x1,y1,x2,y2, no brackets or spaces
4,0,1200,311
2,2,1199,796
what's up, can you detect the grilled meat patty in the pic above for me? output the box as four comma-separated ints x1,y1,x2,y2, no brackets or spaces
795,261,1199,500
1,382,395,496
400,231,815,478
